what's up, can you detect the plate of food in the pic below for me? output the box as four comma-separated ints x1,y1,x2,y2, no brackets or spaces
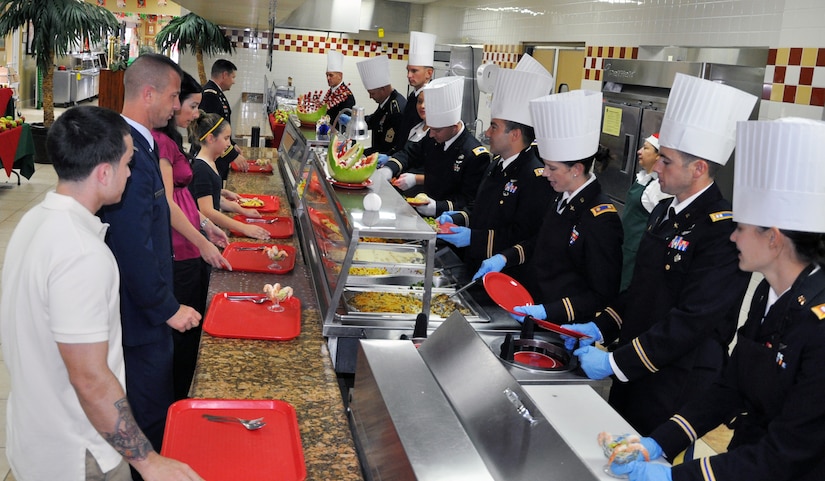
406,193,430,207
236,194,279,213
328,177,372,190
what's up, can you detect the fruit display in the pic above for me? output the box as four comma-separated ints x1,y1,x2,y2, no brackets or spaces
270,109,290,124
326,135,378,183
0,115,25,132
296,91,328,125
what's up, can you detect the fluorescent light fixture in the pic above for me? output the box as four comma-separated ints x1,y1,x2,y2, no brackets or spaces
476,7,545,16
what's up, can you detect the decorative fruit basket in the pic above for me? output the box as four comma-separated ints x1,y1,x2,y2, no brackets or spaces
296,91,328,126
327,135,379,183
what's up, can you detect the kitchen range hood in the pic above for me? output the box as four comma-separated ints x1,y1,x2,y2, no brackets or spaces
277,0,411,33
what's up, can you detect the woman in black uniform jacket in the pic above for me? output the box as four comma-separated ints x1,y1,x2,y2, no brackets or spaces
497,90,624,325
610,118,825,481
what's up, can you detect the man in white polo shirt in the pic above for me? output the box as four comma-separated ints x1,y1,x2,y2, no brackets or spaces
0,106,202,481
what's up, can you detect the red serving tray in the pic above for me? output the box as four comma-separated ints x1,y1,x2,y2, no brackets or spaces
222,242,297,274
161,398,306,481
231,161,274,173
482,272,590,339
230,215,295,238
236,194,280,213
437,222,458,234
203,292,301,341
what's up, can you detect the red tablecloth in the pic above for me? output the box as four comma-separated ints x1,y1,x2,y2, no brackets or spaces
0,88,12,116
0,123,35,179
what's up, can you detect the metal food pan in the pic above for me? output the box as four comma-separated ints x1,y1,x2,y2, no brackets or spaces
352,244,426,266
336,286,490,324
346,265,455,288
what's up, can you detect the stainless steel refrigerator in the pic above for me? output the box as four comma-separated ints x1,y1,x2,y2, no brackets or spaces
598,55,766,205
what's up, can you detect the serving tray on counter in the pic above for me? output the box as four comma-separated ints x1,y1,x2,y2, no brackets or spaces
222,242,297,274
203,291,301,341
231,162,274,173
161,398,306,481
230,214,295,238
235,194,280,213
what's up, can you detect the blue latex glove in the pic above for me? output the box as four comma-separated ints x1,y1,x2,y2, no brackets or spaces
437,211,458,225
573,346,614,380
472,253,506,280
338,114,351,126
609,460,672,481
639,437,664,461
437,225,471,248
559,321,603,350
377,154,389,167
511,304,547,323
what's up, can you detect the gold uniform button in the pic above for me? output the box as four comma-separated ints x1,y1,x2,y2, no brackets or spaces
499,200,504,205
665,264,671,270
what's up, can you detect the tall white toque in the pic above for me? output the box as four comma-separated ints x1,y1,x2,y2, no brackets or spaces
422,76,464,128
408,31,436,67
529,90,603,162
733,117,825,233
356,55,391,91
659,73,757,165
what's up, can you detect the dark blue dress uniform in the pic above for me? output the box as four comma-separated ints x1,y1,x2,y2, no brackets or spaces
500,179,623,323
595,183,751,435
98,127,177,451
365,89,406,155
200,79,238,180
386,126,491,216
650,266,825,481
441,146,553,281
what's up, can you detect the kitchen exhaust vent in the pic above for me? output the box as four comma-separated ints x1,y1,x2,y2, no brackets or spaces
277,0,411,33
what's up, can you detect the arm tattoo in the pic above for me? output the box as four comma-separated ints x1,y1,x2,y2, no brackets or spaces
101,397,154,461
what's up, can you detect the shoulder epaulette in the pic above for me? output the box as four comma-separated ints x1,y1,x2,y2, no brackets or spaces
389,99,401,113
811,303,825,320
591,204,617,216
203,89,219,95
472,146,488,156
709,211,733,222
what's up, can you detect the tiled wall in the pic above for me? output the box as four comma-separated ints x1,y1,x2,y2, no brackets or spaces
177,0,825,122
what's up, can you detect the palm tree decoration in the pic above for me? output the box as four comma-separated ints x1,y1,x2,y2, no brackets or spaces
0,0,119,128
155,13,235,85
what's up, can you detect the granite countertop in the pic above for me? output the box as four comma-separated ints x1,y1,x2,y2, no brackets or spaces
190,147,363,480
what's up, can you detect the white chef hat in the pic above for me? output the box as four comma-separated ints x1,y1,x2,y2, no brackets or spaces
645,133,660,151
516,53,554,91
422,76,464,128
530,90,603,162
659,73,757,165
733,117,825,233
491,69,554,127
327,50,344,73
357,55,391,91
408,31,436,67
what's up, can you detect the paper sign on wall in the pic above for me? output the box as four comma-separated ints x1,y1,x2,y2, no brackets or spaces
602,106,622,137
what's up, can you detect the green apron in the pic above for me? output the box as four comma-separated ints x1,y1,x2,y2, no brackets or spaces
620,178,652,291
